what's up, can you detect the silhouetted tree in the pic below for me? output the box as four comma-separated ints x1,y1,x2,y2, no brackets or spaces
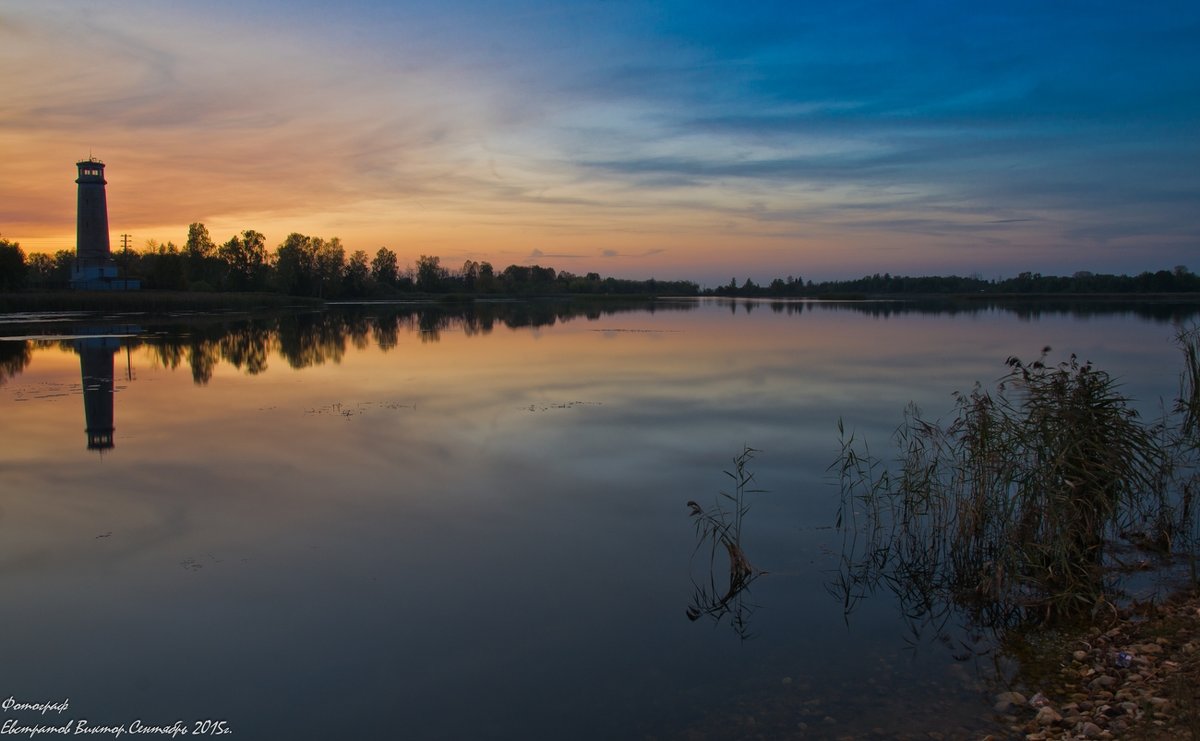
416,254,445,292
183,222,222,287
273,233,319,296
0,235,28,291
25,253,57,289
218,230,268,290
142,241,187,290
477,261,496,293
313,238,345,298
371,247,399,288
460,260,480,292
530,265,557,289
344,250,371,297
500,264,530,292
185,223,215,261
49,250,75,288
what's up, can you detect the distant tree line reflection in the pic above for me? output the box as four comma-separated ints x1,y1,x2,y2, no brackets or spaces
0,339,32,385
7,300,690,385
3,298,1198,387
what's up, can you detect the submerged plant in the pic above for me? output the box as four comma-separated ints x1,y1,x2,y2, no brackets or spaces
687,446,765,637
833,336,1200,628
1178,325,1200,442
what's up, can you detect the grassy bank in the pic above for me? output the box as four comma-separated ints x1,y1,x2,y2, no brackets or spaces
0,290,324,313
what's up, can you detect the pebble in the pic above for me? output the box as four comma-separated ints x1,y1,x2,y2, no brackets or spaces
1088,674,1116,689
993,691,1027,713
1034,706,1062,726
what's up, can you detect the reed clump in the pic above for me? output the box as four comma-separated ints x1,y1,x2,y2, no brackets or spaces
834,329,1200,625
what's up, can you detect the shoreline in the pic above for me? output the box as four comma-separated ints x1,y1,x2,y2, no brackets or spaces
0,290,688,314
4,290,1200,315
0,290,323,313
987,587,1200,740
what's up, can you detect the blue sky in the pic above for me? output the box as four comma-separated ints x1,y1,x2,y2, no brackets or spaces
2,0,1197,283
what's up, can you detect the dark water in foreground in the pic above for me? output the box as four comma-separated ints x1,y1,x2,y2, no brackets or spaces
1,298,1196,740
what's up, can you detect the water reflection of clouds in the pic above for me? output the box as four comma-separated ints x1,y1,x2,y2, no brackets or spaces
5,300,1200,739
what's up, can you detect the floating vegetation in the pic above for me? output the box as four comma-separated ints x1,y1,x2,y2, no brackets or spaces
589,328,682,334
831,328,1200,633
304,400,415,418
523,400,603,412
687,446,765,638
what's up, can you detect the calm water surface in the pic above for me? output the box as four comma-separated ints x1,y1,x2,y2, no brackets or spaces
1,299,1196,739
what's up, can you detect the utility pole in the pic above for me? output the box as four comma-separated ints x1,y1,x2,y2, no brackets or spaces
117,233,133,276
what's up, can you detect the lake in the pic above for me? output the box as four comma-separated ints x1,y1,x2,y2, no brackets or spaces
1,297,1197,740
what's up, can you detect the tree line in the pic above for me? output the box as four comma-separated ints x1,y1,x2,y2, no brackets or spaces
709,267,1200,297
0,225,698,297
2,227,1197,297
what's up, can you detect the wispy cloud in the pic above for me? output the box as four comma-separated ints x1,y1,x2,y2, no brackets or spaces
3,1,1198,280
601,249,665,258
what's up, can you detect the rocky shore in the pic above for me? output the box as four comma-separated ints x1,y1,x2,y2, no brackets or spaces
658,591,1200,740
988,589,1200,740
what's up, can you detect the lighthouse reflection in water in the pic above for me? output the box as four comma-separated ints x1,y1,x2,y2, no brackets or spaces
75,330,133,452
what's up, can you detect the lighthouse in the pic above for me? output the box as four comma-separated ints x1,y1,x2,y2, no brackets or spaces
70,158,139,290
75,334,119,451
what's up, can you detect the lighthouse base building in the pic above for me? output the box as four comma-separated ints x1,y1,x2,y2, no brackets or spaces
71,260,129,290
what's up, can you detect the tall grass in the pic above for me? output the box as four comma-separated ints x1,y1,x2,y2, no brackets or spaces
1179,326,1200,440
833,332,1200,626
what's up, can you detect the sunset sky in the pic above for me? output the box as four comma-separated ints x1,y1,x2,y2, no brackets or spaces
2,1,1197,285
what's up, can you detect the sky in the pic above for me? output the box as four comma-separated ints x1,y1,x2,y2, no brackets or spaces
2,0,1198,285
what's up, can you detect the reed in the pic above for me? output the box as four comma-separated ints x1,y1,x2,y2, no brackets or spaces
687,446,765,636
833,334,1200,626
1178,325,1200,441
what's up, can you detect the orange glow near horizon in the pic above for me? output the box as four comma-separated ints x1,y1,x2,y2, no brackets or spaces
8,171,1028,286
